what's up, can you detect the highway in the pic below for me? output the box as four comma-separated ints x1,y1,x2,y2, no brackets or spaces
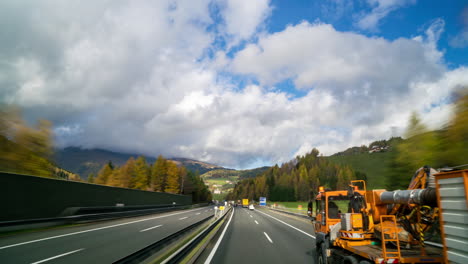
0,207,214,264
199,206,316,264
0,206,318,263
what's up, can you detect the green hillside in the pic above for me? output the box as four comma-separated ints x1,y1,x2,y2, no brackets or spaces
325,151,392,189
325,137,404,189
170,158,225,174
201,166,270,200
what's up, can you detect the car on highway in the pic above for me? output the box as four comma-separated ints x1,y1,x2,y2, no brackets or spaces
248,204,255,210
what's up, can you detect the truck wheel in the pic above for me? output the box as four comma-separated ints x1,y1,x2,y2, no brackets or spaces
343,255,358,264
317,242,328,264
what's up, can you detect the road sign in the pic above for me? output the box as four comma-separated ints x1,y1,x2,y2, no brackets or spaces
259,197,267,206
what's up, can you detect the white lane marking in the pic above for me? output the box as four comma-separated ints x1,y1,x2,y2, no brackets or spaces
140,225,163,232
196,213,201,215
250,215,253,218
179,217,188,220
255,220,259,225
204,209,235,264
30,248,84,264
257,210,315,239
264,232,273,243
0,208,205,250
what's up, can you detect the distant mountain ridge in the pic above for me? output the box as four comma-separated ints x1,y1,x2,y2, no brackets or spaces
53,147,226,179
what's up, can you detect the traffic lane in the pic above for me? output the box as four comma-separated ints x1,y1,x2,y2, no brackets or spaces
256,207,315,237
0,207,214,264
208,207,282,264
0,206,212,248
250,208,316,262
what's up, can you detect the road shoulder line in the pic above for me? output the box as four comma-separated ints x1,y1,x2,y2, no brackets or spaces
257,210,315,239
0,207,204,250
31,248,84,264
203,208,235,264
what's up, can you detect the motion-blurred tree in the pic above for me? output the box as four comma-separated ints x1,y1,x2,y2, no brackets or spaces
88,173,95,183
0,105,54,177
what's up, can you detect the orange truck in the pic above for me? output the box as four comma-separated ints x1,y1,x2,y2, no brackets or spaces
312,167,468,264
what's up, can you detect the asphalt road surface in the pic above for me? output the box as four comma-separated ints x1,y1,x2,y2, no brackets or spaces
200,206,317,264
0,207,214,264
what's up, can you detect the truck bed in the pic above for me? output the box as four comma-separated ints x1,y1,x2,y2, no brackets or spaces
350,244,443,263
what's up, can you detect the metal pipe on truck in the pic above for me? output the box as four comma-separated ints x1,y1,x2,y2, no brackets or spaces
379,188,437,207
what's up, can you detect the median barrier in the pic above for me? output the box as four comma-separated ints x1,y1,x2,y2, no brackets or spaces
0,171,191,222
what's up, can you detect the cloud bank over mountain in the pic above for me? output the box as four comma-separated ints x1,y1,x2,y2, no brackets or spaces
1,0,467,168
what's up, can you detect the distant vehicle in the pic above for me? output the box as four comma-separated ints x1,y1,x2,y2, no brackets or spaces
248,204,255,210
242,199,249,208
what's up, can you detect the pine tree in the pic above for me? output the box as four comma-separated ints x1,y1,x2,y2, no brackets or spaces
87,173,95,183
165,161,180,194
106,167,122,187
133,156,150,190
122,157,136,188
152,155,167,192
95,161,114,185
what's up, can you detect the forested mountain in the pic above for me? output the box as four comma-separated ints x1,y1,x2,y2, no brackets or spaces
325,137,403,189
226,149,364,202
54,148,225,180
54,147,156,179
92,155,212,202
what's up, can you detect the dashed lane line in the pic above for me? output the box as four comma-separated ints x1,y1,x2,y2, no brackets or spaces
263,232,273,243
30,248,84,264
140,225,163,232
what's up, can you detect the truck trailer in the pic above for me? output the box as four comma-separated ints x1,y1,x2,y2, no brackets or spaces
313,167,468,264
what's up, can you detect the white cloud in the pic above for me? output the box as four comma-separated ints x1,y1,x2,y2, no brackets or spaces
219,0,272,47
356,0,416,31
1,0,467,169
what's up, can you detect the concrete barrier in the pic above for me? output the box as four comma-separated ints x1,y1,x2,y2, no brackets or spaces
0,172,191,221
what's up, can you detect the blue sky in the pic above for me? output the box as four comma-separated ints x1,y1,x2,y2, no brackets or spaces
1,0,467,168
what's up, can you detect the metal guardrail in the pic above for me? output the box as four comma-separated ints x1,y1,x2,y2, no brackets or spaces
161,207,232,264
268,207,311,220
113,213,215,264
0,204,201,233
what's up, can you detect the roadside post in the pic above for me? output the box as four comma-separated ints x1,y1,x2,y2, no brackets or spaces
214,206,219,219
